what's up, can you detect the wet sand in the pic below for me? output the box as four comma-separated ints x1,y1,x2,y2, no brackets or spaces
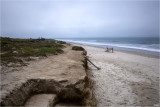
80,45,159,106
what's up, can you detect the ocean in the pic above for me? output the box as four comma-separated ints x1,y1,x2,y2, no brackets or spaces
56,37,160,56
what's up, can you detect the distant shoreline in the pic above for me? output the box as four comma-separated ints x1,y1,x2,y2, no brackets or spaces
56,37,159,57
69,42,159,59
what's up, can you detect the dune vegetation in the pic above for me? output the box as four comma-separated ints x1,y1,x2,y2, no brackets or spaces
0,37,65,65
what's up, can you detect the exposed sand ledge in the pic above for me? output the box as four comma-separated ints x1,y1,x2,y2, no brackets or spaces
0,44,96,106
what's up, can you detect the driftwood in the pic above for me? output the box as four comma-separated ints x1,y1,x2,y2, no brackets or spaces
86,56,101,70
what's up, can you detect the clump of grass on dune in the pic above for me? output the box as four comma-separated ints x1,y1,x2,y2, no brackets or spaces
0,37,65,64
72,46,84,51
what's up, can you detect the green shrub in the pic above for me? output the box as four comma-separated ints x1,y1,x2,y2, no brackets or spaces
72,46,84,51
38,47,58,53
57,41,66,44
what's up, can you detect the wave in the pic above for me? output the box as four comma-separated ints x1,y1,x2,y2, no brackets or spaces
57,39,160,53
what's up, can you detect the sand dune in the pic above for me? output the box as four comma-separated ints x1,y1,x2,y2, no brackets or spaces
1,45,96,106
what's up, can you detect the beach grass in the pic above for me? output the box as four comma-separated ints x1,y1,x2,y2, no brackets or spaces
72,46,84,51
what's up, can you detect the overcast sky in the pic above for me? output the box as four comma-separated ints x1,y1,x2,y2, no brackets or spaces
1,0,159,38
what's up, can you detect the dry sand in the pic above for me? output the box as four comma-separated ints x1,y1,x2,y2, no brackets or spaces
79,45,159,107
0,45,88,106
24,94,56,107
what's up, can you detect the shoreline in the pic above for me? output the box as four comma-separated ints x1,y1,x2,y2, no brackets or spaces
55,38,160,57
70,42,159,59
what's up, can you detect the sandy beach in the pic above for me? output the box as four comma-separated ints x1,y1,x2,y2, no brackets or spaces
1,0,159,106
78,44,159,106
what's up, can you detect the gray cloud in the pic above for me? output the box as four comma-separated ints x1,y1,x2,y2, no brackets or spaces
1,0,159,38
